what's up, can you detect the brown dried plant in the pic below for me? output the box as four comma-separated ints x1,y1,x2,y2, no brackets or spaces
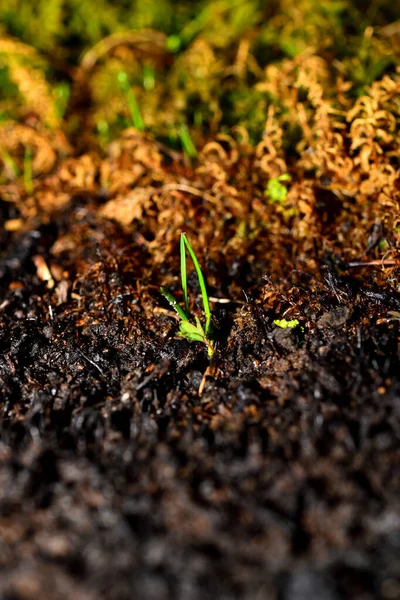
0,36,59,128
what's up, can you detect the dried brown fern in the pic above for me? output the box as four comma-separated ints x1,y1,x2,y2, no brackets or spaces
0,36,59,128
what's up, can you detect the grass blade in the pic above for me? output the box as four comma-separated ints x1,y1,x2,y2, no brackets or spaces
117,71,144,132
178,124,197,158
181,233,212,335
179,320,205,342
160,287,188,321
180,233,189,316
24,147,33,195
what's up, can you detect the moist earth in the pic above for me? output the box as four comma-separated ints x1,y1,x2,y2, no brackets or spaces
0,183,399,600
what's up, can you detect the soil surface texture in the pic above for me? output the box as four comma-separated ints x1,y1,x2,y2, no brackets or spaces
0,133,399,600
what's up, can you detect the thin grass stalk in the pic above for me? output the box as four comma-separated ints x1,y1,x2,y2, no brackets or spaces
180,233,189,316
181,233,211,335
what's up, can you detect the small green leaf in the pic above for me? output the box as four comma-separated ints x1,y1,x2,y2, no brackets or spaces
274,318,300,329
179,320,205,342
265,174,291,205
194,315,205,337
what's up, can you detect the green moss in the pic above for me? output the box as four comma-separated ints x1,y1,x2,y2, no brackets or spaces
0,0,397,143
265,174,291,206
274,319,302,330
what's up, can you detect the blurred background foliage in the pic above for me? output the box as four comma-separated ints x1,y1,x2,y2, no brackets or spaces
0,0,398,147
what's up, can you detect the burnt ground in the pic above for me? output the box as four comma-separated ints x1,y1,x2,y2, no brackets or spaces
0,137,399,600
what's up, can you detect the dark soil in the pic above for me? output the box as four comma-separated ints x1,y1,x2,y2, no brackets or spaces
0,169,400,600
1,0,400,594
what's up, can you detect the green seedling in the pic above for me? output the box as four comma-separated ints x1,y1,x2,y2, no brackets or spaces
265,173,291,205
117,71,144,132
161,233,214,356
274,318,301,329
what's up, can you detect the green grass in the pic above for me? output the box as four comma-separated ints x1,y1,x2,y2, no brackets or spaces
161,232,214,356
178,124,197,158
23,146,33,195
117,71,144,132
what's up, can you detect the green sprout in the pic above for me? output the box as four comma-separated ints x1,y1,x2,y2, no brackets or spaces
161,233,214,356
274,318,301,329
265,173,291,205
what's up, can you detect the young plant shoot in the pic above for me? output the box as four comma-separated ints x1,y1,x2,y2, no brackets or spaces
161,233,214,356
265,173,291,205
